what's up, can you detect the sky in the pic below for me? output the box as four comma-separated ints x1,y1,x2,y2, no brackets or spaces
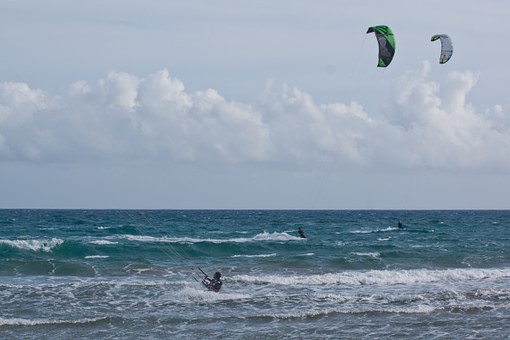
1,0,510,209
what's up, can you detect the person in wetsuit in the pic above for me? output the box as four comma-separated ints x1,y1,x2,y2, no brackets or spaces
397,220,404,229
202,271,222,292
298,227,306,238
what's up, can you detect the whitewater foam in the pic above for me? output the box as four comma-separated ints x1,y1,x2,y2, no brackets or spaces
233,268,510,286
0,316,108,326
89,240,118,245
121,231,302,244
0,238,64,252
352,252,381,258
350,227,399,234
232,253,277,258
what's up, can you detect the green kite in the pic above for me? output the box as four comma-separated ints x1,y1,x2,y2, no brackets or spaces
366,25,396,67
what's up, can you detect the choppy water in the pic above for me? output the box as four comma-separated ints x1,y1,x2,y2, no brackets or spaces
0,210,509,339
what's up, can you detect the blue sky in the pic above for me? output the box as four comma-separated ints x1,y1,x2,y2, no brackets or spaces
1,1,509,209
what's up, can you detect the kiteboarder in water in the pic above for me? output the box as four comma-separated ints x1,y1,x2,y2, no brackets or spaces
200,268,222,292
397,220,404,229
298,227,306,238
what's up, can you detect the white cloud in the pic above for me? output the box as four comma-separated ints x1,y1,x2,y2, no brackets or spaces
258,84,377,167
387,62,510,170
0,65,509,171
99,71,140,111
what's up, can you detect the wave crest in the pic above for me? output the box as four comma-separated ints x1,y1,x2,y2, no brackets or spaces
0,316,109,326
232,268,510,286
120,231,302,244
0,238,63,252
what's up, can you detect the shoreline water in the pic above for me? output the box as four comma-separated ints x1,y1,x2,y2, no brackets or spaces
1,209,509,338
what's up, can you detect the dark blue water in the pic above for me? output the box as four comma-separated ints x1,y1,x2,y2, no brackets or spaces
1,210,509,338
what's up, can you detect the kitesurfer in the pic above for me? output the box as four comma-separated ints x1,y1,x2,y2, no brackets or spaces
202,271,222,292
298,227,306,238
397,220,403,229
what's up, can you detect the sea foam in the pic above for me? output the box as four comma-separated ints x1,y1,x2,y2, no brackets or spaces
0,238,63,252
233,268,510,286
121,231,302,244
0,316,108,326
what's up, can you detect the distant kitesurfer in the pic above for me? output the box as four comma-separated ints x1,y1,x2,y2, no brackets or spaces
202,271,222,292
397,220,403,229
298,227,306,238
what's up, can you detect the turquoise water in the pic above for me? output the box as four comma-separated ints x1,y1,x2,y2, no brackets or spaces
1,210,509,338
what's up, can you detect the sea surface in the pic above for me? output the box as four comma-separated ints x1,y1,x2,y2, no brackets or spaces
0,209,509,339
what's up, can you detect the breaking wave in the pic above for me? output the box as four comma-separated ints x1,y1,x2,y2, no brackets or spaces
0,238,64,252
120,231,302,244
0,316,109,327
233,267,510,286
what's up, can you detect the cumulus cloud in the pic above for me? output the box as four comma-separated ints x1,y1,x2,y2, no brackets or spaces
387,62,510,170
0,64,509,170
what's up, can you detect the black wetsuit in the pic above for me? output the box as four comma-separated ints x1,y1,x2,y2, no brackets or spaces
298,228,306,238
203,277,222,292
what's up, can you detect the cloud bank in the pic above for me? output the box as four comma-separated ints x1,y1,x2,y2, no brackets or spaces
1,62,509,171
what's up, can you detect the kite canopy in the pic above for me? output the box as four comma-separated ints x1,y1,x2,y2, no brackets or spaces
431,34,453,64
366,25,395,67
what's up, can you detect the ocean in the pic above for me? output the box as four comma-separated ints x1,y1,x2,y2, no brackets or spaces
0,209,509,339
